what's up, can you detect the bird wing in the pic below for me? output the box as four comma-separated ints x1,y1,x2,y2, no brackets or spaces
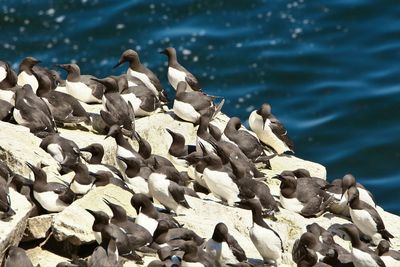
226,234,247,262
269,118,294,150
185,72,201,91
168,183,190,209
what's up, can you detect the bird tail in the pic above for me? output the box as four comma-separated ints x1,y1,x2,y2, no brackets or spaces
379,229,394,240
212,98,225,119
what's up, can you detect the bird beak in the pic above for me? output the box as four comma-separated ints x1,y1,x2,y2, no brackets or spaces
113,60,124,69
56,64,67,70
25,162,35,171
272,174,284,181
159,49,168,55
262,115,267,130
85,209,96,217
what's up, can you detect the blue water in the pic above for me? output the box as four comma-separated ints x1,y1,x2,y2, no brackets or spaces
1,1,399,214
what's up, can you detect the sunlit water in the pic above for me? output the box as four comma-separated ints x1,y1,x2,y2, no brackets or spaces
1,0,399,214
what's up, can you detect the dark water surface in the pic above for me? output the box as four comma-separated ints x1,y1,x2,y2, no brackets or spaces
1,1,399,214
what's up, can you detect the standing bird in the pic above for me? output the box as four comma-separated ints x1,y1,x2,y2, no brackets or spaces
0,60,17,89
223,117,273,168
160,47,201,91
249,103,294,155
17,57,40,93
340,224,385,267
91,77,135,136
174,240,219,267
57,63,104,103
13,84,57,136
113,49,168,102
205,222,247,266
166,128,196,168
173,81,224,124
119,83,161,117
347,186,393,245
26,162,75,212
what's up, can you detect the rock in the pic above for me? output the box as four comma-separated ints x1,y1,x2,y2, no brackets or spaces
0,121,60,179
52,184,135,245
0,188,32,265
22,214,54,242
26,246,70,267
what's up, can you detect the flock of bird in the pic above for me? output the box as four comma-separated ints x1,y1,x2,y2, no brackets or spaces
0,47,398,267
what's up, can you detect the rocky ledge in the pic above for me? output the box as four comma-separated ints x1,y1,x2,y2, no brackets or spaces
0,104,399,267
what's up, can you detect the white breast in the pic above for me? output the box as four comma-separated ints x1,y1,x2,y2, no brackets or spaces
70,180,92,195
121,93,152,117
203,169,240,206
127,69,158,96
34,191,68,212
279,194,304,213
359,188,376,207
351,248,380,267
0,89,14,105
148,173,178,212
205,239,222,261
349,208,379,243
93,231,102,244
168,67,190,91
0,66,6,83
13,108,29,125
173,99,200,123
249,111,289,155
136,212,158,236
46,143,64,163
250,223,282,263
181,261,205,267
220,133,238,147
126,176,150,197
381,255,400,267
65,80,100,103
17,71,38,92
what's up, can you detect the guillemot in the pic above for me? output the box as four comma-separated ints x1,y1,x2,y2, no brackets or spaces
153,220,204,247
205,222,247,266
340,224,385,267
161,47,202,92
57,63,104,103
116,155,151,196
0,99,13,121
173,81,224,124
119,83,161,117
347,186,393,245
91,77,135,135
166,128,196,168
131,193,182,236
17,57,40,93
67,162,94,195
249,103,294,155
113,49,168,102
376,240,400,266
274,174,333,217
87,238,120,267
26,162,75,212
13,84,57,137
237,198,283,266
4,246,34,267
173,240,219,267
0,60,17,89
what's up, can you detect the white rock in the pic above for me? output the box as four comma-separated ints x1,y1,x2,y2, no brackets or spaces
23,214,54,242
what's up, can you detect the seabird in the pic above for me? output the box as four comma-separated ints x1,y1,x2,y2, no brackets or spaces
86,209,143,263
205,222,247,266
116,156,150,196
90,170,132,193
119,83,161,117
376,240,400,266
223,117,273,168
26,162,75,212
236,198,283,266
0,60,17,89
131,193,182,236
347,186,393,245
87,238,120,267
153,220,204,247
4,246,34,267
173,81,224,124
173,240,219,267
113,49,168,102
17,57,40,93
273,174,333,217
340,224,385,267
91,77,135,136
39,133,81,171
248,103,294,155
103,199,153,250
160,47,202,92
67,162,94,195
13,84,57,136
166,128,196,168
0,99,13,121
57,63,104,103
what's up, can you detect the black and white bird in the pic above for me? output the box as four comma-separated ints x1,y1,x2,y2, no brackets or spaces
174,240,219,267
273,174,333,217
347,186,393,245
117,156,150,197
57,63,104,103
173,81,224,124
17,57,41,93
249,103,294,155
205,222,247,266
340,224,385,267
13,84,57,136
166,128,196,168
376,240,400,266
119,83,161,117
160,47,202,92
26,162,75,212
91,77,135,135
236,198,283,266
113,49,168,102
67,162,94,195
0,60,17,89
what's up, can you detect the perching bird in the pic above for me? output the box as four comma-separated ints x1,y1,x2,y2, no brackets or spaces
161,47,202,91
